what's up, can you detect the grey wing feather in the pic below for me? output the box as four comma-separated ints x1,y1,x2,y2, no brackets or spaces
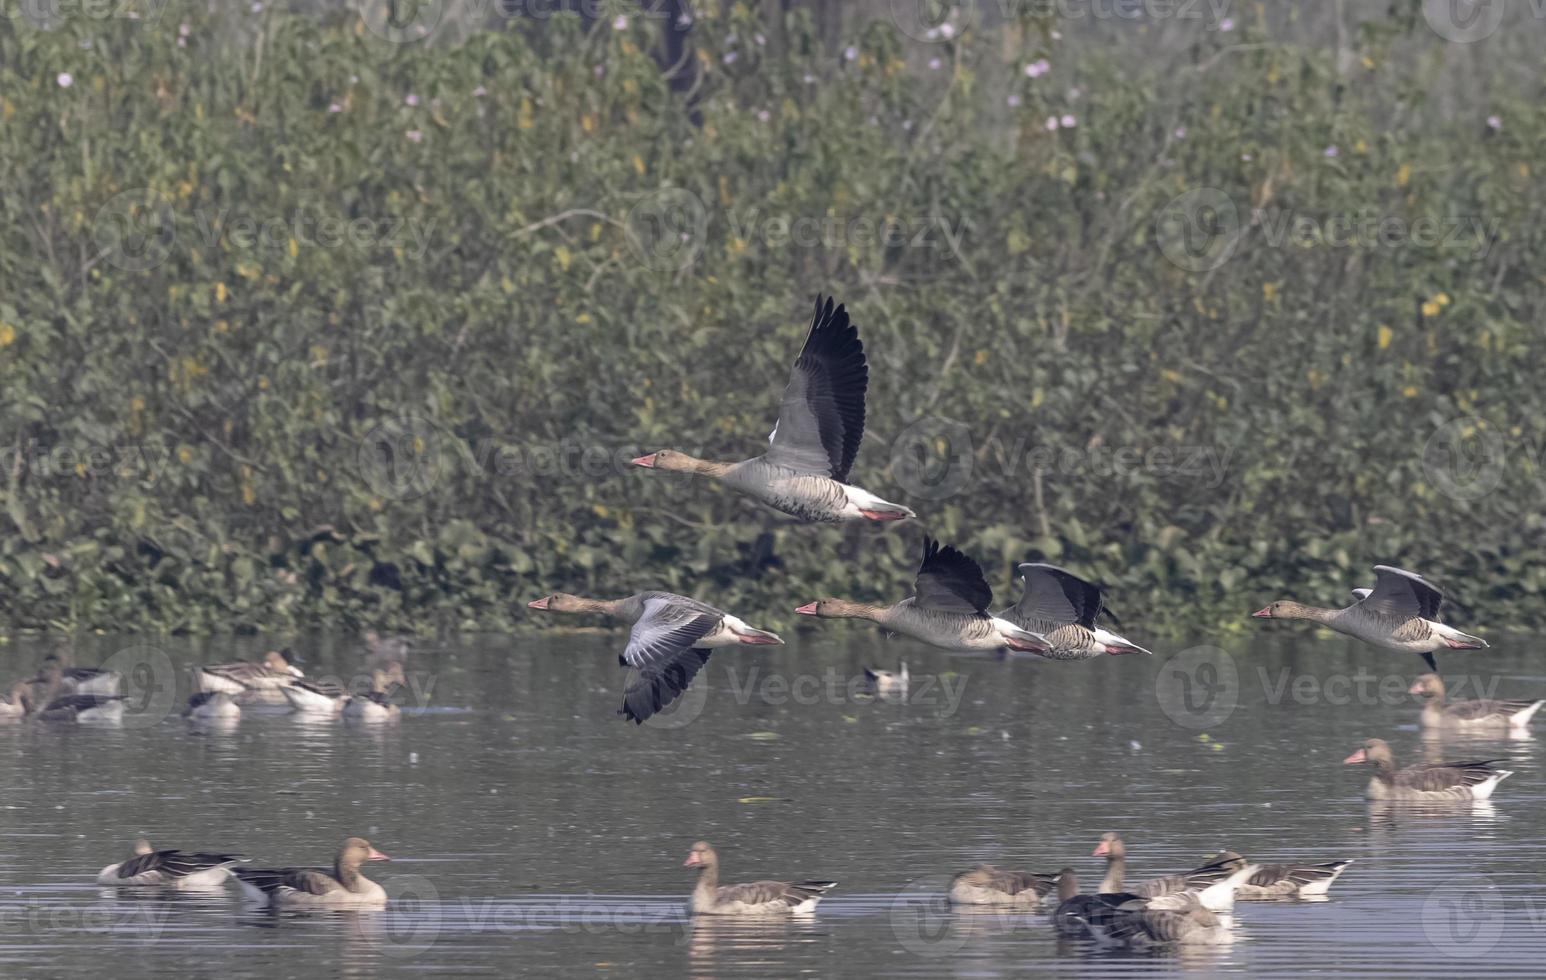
1013,563,1102,630
764,296,867,481
1359,565,1443,620
913,538,992,615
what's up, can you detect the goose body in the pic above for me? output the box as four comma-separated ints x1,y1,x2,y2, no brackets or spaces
797,539,1050,655
631,296,913,524
1093,833,1252,912
235,837,390,909
999,563,1151,661
342,691,400,724
282,678,350,715
1050,868,1149,937
683,841,836,916
197,649,303,703
98,839,245,889
184,691,241,721
0,681,29,720
528,591,782,724
1344,737,1512,801
948,864,1061,907
863,661,908,695
35,694,125,723
39,652,122,697
1080,892,1236,947
1206,851,1352,899
1409,673,1543,731
1254,565,1486,671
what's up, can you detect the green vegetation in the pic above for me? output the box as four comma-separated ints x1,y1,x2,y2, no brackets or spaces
1,7,1541,635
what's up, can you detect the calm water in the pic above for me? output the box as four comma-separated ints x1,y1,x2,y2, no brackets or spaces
0,630,1541,977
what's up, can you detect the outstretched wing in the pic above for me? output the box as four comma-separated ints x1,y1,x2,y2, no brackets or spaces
1012,563,1103,630
912,538,992,614
765,295,868,481
1358,565,1443,621
621,648,713,724
620,598,722,670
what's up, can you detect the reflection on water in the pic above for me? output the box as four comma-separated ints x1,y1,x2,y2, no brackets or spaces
0,632,1541,977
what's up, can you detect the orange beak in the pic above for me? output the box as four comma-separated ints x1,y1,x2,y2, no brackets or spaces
794,602,819,616
631,453,658,468
1092,840,1110,857
527,597,551,610
367,847,391,861
1251,606,1273,618
1342,748,1367,765
683,852,702,867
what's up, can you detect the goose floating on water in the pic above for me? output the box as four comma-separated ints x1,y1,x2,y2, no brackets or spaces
1077,891,1237,947
863,661,908,695
1408,673,1543,732
683,841,836,916
184,691,241,721
947,862,1062,908
1343,737,1512,801
1204,851,1352,899
999,563,1151,661
631,296,914,524
98,839,246,889
528,591,782,724
39,650,121,697
796,538,1050,655
1253,565,1487,671
1092,833,1252,912
196,649,303,704
234,837,391,909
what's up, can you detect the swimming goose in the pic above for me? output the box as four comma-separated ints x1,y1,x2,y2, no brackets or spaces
795,538,1051,654
1050,869,1150,937
1077,892,1235,947
1409,673,1544,731
1343,737,1512,801
283,665,406,717
1253,565,1487,671
999,563,1152,661
1204,851,1352,898
234,837,391,909
184,691,241,721
98,838,246,889
947,862,1062,907
33,693,126,723
527,591,782,724
863,661,908,695
631,296,914,524
683,841,836,916
342,668,405,724
0,680,29,720
39,651,121,696
1092,833,1251,911
197,649,303,702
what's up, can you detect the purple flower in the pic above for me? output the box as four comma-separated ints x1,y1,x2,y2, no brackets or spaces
756,109,771,123
611,15,628,30
1044,116,1059,132
1173,126,1187,139
723,51,738,65
928,58,942,71
1024,59,1050,78
406,130,422,143
843,46,858,62
56,72,72,88
405,94,419,107
1486,115,1502,130
1324,145,1339,158
473,85,487,98
328,102,342,114
1007,94,1021,108
1060,114,1077,128
1219,17,1234,32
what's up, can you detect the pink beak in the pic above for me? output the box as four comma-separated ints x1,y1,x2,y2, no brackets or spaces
1092,840,1110,857
527,597,550,610
1407,680,1423,695
683,852,702,867
794,602,819,616
1251,606,1273,618
631,453,658,468
1342,748,1367,765
367,848,391,862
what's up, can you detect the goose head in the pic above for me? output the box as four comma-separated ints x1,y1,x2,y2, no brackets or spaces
1407,673,1445,701
683,840,718,870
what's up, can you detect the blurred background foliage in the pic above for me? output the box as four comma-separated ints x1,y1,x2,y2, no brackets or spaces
0,2,1542,636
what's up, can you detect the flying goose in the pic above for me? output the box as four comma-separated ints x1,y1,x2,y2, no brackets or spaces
1253,565,1486,671
683,841,836,916
1204,851,1353,899
1092,833,1252,911
98,839,246,889
999,563,1151,660
795,538,1051,654
234,837,391,909
1343,738,1512,801
1408,673,1544,732
631,296,914,524
947,862,1062,907
196,649,303,703
527,591,782,724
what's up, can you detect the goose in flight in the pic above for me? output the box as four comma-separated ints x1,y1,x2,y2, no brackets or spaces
795,538,1050,654
527,591,781,724
999,563,1151,660
1253,564,1486,671
631,296,913,523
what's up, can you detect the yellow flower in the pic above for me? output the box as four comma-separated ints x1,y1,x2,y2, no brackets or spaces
1377,324,1392,349
0,323,14,347
1421,301,1439,318
1262,282,1277,301
1395,163,1411,187
973,350,987,366
1402,386,1419,397
177,445,194,464
214,282,227,303
1434,292,1450,307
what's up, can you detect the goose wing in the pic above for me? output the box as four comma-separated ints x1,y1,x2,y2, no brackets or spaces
912,538,992,615
1012,563,1103,630
235,866,339,897
117,849,245,880
716,879,837,909
1394,759,1506,791
764,296,867,481
1358,565,1443,621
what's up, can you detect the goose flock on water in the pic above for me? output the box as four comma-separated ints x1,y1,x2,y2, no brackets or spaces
7,295,1536,945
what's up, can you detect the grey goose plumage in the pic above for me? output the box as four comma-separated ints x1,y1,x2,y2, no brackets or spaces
1343,737,1512,801
631,296,913,523
98,838,246,889
999,563,1152,661
1408,673,1544,731
683,841,836,916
